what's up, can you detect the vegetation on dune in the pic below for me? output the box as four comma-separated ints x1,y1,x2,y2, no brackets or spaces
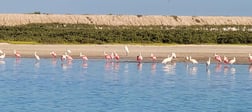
0,23,252,44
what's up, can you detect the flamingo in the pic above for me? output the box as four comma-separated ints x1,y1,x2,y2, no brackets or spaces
171,52,176,58
110,52,115,60
206,57,211,66
248,53,252,63
34,51,40,61
136,52,143,63
0,53,5,59
150,53,157,62
80,52,88,61
161,55,173,64
61,53,67,61
229,57,236,65
214,53,222,63
50,51,57,58
66,53,73,61
189,56,198,64
14,49,21,58
223,56,229,64
114,51,120,62
104,51,111,61
124,45,129,56
66,49,71,54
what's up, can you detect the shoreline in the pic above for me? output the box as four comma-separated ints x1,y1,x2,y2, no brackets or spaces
0,44,252,64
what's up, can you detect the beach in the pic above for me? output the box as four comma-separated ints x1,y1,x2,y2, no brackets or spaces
0,43,251,64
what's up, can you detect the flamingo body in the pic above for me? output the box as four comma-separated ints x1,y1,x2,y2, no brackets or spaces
214,53,222,63
34,52,40,61
50,51,57,58
229,57,236,65
189,56,198,64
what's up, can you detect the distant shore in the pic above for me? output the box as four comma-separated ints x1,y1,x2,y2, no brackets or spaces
0,44,252,64
0,14,252,26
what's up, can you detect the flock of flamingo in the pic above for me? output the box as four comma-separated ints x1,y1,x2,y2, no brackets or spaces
0,45,252,67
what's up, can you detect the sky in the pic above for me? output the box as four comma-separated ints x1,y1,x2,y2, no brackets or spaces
0,0,251,16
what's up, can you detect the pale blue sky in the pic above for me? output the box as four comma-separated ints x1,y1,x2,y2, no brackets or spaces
0,0,251,16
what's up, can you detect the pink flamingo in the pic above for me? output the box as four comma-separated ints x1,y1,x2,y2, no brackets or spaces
214,53,222,63
50,51,57,58
104,51,111,61
229,57,236,65
248,53,252,63
61,53,67,61
114,51,120,62
150,53,157,62
223,56,229,64
137,52,143,63
14,49,21,58
80,52,88,61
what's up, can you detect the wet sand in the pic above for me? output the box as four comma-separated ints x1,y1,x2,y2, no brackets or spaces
0,43,252,64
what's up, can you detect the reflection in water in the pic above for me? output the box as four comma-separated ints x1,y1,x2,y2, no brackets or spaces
249,65,252,74
51,58,57,67
0,60,5,65
137,63,142,71
104,62,120,72
189,66,198,75
230,67,236,75
124,63,129,73
114,62,120,72
105,62,111,71
215,63,222,73
206,67,211,75
163,63,176,75
82,62,88,68
0,60,5,72
224,66,229,75
151,63,157,74
61,61,72,71
34,61,40,68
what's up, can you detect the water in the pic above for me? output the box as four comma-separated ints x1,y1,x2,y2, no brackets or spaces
0,58,252,111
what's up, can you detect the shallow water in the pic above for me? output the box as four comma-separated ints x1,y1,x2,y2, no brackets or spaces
0,58,252,111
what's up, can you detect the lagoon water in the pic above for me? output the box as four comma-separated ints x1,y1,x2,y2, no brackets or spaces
0,58,252,111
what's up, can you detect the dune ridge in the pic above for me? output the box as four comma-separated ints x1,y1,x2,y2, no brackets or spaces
0,14,252,26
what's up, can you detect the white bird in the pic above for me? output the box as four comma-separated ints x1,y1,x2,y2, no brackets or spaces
124,45,129,56
0,50,3,54
0,53,5,59
206,57,210,66
161,55,173,64
66,49,72,54
171,52,176,58
189,56,198,64
34,51,40,61
229,57,236,65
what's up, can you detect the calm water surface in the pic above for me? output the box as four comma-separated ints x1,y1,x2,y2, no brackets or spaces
0,58,252,111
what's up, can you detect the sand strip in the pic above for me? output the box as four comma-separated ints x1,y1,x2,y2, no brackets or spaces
0,44,251,64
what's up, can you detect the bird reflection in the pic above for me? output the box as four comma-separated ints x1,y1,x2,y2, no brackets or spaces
137,63,142,71
230,67,236,75
0,60,5,65
223,66,229,75
82,62,88,68
51,58,57,67
189,66,198,75
215,63,222,73
151,63,157,74
249,64,252,73
34,61,40,68
61,61,72,71
163,63,176,75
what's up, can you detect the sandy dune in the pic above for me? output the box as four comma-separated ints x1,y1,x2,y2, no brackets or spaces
0,14,252,26
0,44,251,64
